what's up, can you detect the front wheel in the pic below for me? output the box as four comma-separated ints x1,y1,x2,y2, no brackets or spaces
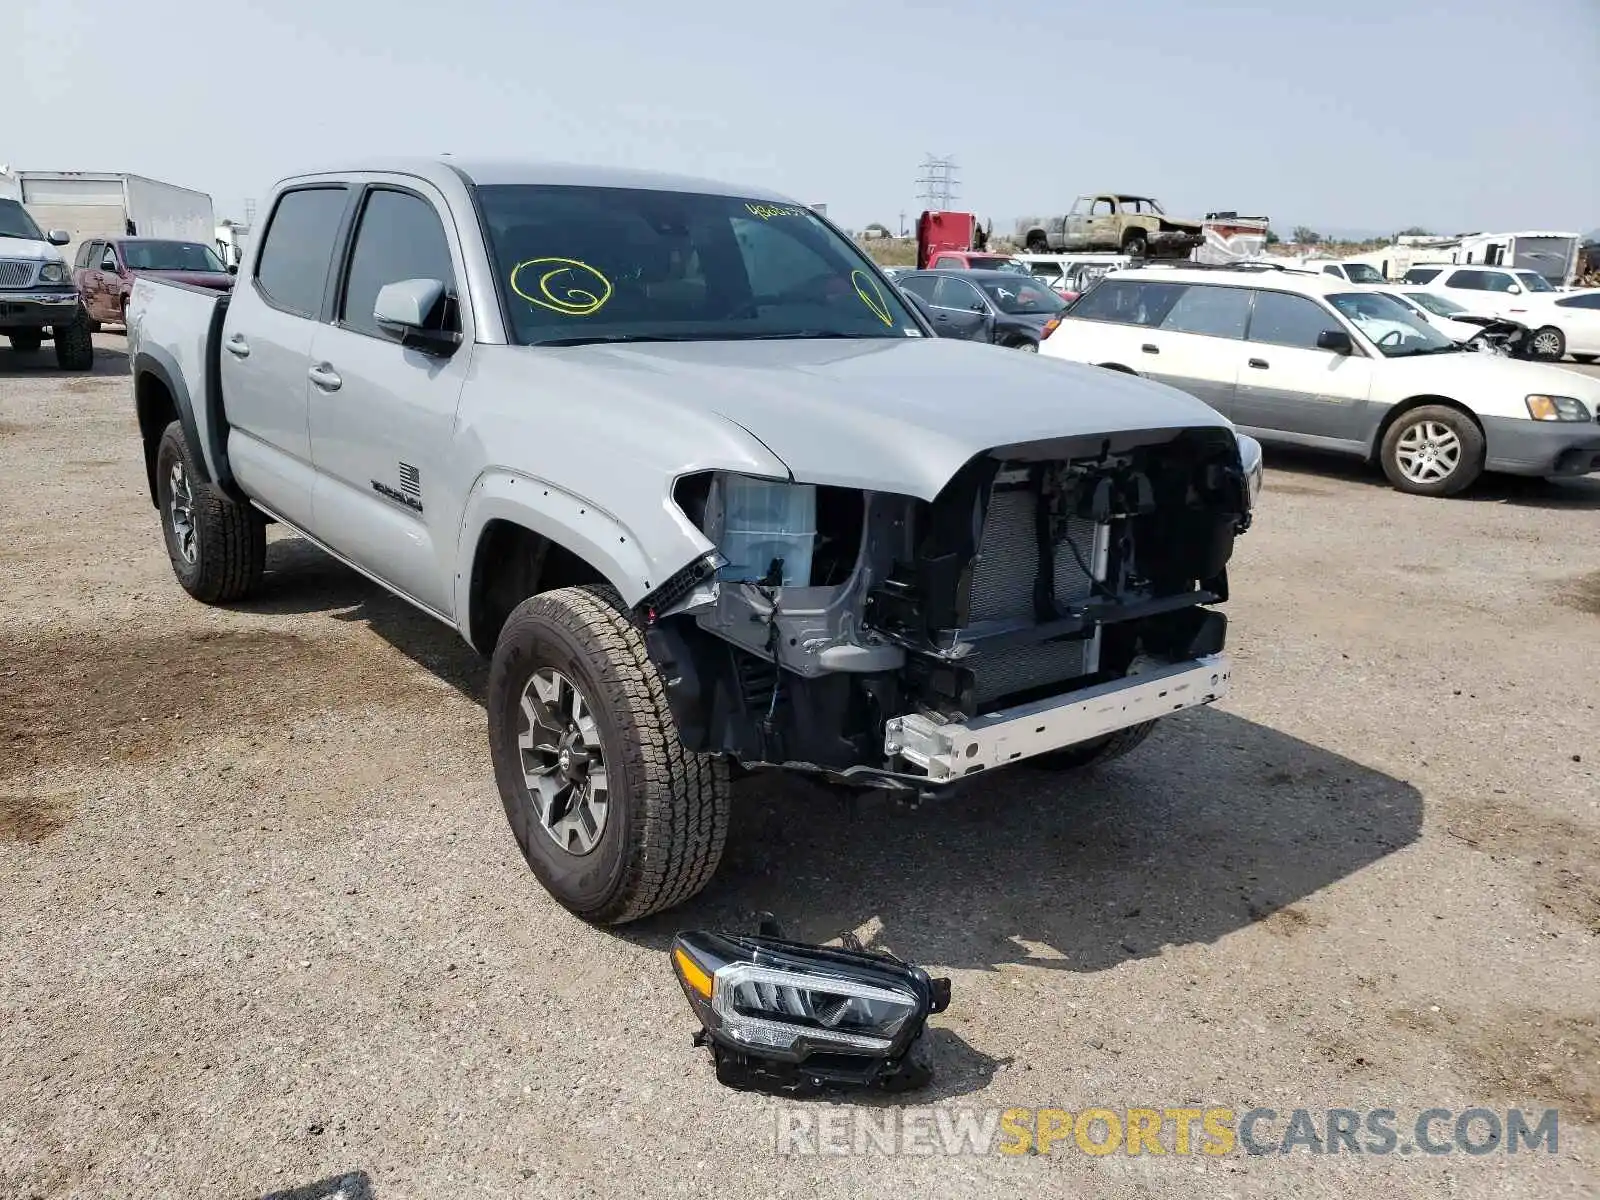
155,421,266,602
487,585,730,924
1529,326,1566,361
7,331,42,353
52,310,94,371
1121,230,1148,259
1014,339,1039,352
1379,406,1484,497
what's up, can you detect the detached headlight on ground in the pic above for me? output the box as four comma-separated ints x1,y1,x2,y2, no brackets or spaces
1525,394,1590,422
37,263,68,284
672,927,951,1095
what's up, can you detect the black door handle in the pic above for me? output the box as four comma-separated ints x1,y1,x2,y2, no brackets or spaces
1141,343,1159,354
1248,357,1269,369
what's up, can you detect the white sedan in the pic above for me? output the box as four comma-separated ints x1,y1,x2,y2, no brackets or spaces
1517,290,1600,363
1360,286,1485,344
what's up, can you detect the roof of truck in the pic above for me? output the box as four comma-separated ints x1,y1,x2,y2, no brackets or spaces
279,157,798,204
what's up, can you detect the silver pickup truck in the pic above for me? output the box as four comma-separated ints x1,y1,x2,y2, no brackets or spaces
128,159,1263,924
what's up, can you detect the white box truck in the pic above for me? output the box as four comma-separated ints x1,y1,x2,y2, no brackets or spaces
17,171,214,270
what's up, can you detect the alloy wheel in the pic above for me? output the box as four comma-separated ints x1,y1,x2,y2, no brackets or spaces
517,668,610,855
1394,420,1462,485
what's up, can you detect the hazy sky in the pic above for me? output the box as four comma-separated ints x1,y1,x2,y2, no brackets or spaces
13,0,1600,235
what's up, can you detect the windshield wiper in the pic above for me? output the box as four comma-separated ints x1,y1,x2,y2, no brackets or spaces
534,333,709,347
718,330,873,341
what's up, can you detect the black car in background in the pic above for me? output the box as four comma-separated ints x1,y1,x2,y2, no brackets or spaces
894,269,1068,351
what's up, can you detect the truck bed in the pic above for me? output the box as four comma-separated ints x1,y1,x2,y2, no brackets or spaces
127,275,238,496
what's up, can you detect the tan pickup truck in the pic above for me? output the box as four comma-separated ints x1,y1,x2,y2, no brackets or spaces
1017,194,1204,258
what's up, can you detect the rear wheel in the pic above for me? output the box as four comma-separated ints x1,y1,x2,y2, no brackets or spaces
1121,229,1148,259
1379,405,1484,497
487,584,730,924
7,331,42,353
1529,326,1565,361
52,310,94,371
1026,233,1049,253
155,421,266,602
1030,722,1156,770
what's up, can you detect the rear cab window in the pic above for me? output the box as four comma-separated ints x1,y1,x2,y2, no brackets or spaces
254,186,351,317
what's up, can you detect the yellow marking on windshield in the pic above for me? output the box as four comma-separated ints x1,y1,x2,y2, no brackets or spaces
852,270,894,326
509,257,614,316
744,203,810,220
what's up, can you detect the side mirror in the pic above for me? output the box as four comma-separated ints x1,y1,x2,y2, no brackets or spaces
226,263,238,276
1506,284,1522,295
47,229,70,246
1316,329,1354,354
374,277,460,354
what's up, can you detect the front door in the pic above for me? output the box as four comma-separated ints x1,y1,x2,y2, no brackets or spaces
1233,289,1374,443
306,183,472,616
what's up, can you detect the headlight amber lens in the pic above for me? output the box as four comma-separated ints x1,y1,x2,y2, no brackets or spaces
1525,394,1590,422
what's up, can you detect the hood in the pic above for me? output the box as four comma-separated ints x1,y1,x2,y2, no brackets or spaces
129,268,233,290
534,336,1229,499
0,236,66,264
1382,349,1600,403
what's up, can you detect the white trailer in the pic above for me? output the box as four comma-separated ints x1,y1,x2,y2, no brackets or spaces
0,165,20,201
1453,231,1580,288
17,172,214,268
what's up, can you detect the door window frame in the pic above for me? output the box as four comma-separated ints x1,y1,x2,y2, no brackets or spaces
251,184,358,321
330,183,464,344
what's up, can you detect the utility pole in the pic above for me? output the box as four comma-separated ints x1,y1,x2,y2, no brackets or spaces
914,155,959,212
898,210,907,237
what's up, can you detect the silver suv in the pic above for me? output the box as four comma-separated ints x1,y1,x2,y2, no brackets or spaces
128,159,1261,922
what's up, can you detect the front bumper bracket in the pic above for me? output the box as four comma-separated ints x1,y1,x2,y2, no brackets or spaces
885,654,1230,781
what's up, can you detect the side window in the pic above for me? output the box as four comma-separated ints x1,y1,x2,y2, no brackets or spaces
1248,291,1340,349
340,189,457,338
1068,280,1184,327
1444,269,1487,290
1158,284,1252,339
1483,272,1517,293
74,241,93,269
1556,293,1600,310
929,255,955,268
1403,267,1441,284
1322,265,1342,277
255,186,350,317
101,244,119,270
1091,198,1114,216
933,276,983,310
899,276,938,302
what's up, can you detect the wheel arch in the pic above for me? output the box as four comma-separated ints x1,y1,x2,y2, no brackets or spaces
457,471,692,654
1096,362,1138,375
133,354,209,507
1369,394,1483,465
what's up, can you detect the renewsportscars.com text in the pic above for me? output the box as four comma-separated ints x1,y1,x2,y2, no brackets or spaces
774,1106,1561,1158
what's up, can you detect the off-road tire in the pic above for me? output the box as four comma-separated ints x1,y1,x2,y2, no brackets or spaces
1121,230,1148,259
52,310,94,371
155,421,266,603
1026,234,1049,253
1379,405,1484,497
1529,326,1565,362
488,584,730,924
7,331,42,353
1030,721,1156,770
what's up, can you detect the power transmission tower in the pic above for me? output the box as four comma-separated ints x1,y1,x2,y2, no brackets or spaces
915,155,959,211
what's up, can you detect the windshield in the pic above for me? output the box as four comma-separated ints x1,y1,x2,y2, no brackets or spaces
1514,271,1555,293
978,277,1067,315
1404,291,1467,317
0,198,45,242
477,185,923,345
1328,291,1457,356
1342,263,1384,283
122,240,227,272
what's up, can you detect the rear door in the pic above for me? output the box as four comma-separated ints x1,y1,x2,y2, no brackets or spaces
1551,292,1600,355
927,276,991,340
1144,283,1252,415
305,181,472,616
1232,289,1374,444
219,184,352,530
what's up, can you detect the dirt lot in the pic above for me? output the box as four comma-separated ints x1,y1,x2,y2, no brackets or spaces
2,338,1597,1199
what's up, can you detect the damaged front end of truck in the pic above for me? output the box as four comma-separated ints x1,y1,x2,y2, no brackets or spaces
638,425,1262,792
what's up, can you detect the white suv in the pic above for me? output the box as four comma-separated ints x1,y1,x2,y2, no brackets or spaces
1043,264,1600,496
1398,264,1558,318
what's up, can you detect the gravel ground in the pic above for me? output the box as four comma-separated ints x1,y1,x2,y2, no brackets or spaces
2,338,1597,1199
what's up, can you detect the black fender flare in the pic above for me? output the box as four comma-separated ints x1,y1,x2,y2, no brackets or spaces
132,346,211,507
